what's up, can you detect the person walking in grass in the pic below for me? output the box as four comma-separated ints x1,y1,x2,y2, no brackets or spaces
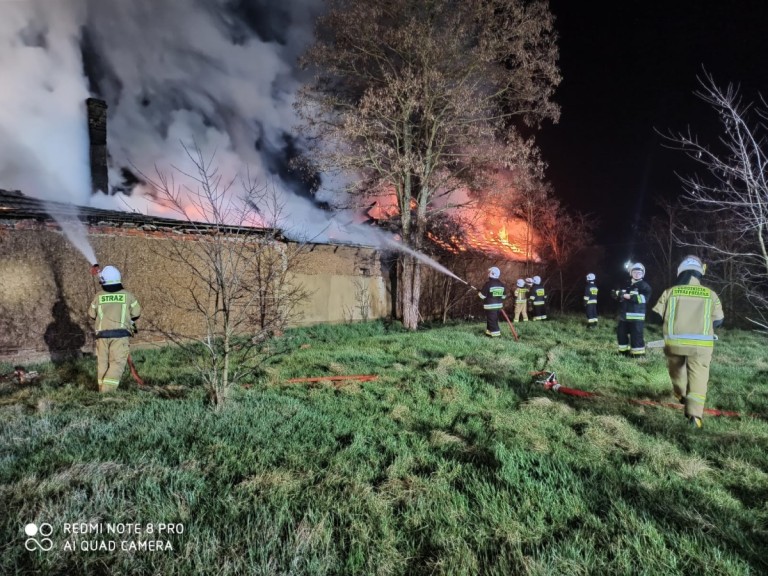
513,278,529,322
89,265,141,392
478,267,507,337
584,272,599,328
651,255,724,429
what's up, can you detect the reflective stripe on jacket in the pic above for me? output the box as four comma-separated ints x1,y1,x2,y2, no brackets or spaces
89,289,142,337
479,278,507,310
652,279,724,352
529,285,546,306
584,283,598,305
619,279,651,322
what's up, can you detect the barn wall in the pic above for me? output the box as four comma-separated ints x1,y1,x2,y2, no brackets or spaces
0,223,392,363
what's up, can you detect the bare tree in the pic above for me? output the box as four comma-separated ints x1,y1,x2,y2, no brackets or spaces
417,252,480,323
508,177,553,276
536,201,594,312
297,0,560,329
663,73,768,332
143,144,310,408
642,197,680,289
342,277,373,323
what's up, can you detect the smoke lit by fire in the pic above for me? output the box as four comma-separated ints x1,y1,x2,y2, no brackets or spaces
0,0,373,244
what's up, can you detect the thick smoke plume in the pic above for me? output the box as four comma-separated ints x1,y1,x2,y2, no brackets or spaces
0,0,380,245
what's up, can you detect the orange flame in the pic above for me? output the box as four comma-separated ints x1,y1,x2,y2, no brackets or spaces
463,215,532,260
368,197,536,261
427,214,533,260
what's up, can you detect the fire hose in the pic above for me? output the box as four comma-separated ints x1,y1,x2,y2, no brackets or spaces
127,356,146,387
533,371,746,418
91,263,147,389
500,309,520,341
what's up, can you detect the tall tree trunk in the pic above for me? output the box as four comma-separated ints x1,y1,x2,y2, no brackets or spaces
400,254,422,330
219,331,230,411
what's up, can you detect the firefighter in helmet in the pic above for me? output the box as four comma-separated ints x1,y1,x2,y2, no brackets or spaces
478,266,507,337
88,266,142,392
513,279,529,322
529,275,547,320
613,262,651,356
584,273,599,328
652,256,724,428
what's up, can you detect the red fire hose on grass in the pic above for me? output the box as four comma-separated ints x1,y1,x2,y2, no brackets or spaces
127,355,146,387
500,309,520,341
533,371,745,418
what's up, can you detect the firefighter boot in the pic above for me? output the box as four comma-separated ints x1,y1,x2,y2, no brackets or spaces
688,416,703,429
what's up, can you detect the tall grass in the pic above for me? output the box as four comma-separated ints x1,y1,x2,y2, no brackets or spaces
1,316,767,575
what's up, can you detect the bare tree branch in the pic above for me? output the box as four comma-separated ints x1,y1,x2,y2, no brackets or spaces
139,143,311,408
661,72,768,333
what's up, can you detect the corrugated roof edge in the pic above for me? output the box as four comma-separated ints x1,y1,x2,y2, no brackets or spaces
0,189,389,250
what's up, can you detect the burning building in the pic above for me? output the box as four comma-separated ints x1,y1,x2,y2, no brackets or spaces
1,98,538,363
364,188,537,324
0,95,399,363
0,188,393,363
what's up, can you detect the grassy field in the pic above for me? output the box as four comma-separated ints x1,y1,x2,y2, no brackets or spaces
2,316,767,575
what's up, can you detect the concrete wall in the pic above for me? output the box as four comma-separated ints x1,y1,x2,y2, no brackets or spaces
293,243,389,324
0,222,391,363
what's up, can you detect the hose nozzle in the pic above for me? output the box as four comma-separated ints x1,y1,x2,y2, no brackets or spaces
90,264,101,276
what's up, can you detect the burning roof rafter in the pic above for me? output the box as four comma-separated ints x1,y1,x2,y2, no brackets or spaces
366,196,534,262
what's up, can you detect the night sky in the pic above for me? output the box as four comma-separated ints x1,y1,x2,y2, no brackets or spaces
538,0,768,263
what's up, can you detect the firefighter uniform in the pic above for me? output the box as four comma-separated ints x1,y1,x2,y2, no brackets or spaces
529,275,547,320
513,279,529,322
652,256,724,427
88,266,141,392
615,263,651,356
584,273,598,327
478,267,507,337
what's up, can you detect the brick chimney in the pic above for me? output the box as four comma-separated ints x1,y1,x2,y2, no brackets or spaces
86,98,109,194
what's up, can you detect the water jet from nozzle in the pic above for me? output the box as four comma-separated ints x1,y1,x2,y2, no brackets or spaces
47,209,98,266
381,237,467,284
456,277,478,291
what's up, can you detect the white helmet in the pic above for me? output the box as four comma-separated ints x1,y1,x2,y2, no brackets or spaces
99,265,122,286
629,262,645,277
516,279,525,288
677,255,704,276
586,273,596,282
525,277,533,284
488,267,500,279
533,275,541,284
